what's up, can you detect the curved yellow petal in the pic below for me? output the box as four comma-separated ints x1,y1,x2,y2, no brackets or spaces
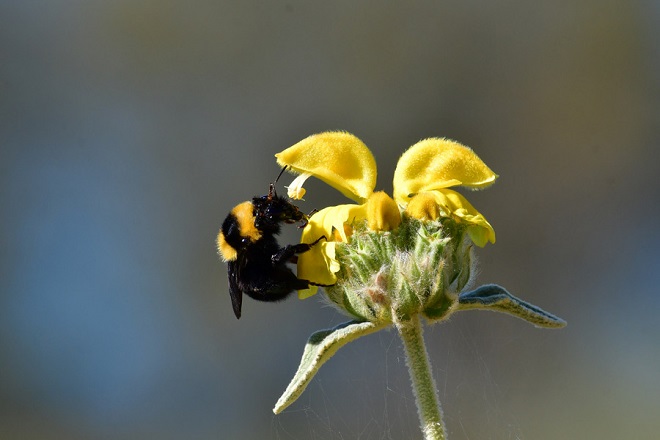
296,204,367,297
297,219,336,298
332,203,369,240
302,204,367,243
276,132,377,203
393,138,498,204
406,190,496,247
465,224,493,249
404,192,441,221
297,285,318,299
438,190,496,247
365,191,401,231
297,241,337,299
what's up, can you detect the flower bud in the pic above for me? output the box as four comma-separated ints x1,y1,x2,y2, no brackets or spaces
323,215,475,324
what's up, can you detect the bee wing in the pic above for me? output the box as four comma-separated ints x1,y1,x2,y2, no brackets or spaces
227,259,243,319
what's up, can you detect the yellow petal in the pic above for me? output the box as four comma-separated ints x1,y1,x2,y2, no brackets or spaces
297,241,337,299
332,204,368,240
465,224,492,248
365,191,401,231
295,204,365,297
439,190,496,246
393,138,498,204
276,132,377,203
406,190,496,247
302,204,367,243
404,192,441,221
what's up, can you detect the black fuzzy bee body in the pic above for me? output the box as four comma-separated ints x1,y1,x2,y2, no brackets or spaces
217,181,324,319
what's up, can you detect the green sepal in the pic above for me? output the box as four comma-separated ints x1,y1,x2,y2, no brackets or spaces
457,284,567,328
273,320,388,414
422,291,456,321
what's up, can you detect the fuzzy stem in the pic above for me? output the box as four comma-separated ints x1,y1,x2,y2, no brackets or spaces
397,315,447,440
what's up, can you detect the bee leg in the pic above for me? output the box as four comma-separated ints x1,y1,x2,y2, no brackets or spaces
271,243,313,265
308,235,327,246
309,280,336,287
298,209,320,229
271,236,327,265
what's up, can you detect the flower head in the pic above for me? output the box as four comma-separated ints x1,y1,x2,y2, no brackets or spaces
394,138,497,247
276,132,497,300
271,132,566,423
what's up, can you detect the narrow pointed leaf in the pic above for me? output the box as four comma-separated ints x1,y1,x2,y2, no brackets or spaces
457,284,566,328
273,320,387,414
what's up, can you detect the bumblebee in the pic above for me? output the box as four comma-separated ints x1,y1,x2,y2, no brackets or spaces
216,169,327,319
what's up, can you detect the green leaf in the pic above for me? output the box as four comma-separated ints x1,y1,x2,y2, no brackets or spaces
273,320,388,414
457,284,567,328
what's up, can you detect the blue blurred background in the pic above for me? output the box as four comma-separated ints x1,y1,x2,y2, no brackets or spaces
2,1,658,439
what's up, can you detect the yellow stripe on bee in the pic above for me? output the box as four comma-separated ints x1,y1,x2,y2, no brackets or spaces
232,201,262,242
216,231,237,261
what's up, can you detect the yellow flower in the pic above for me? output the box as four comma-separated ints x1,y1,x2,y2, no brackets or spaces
275,132,497,297
394,137,498,248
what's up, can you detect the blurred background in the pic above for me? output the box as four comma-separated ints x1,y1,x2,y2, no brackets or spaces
1,1,658,439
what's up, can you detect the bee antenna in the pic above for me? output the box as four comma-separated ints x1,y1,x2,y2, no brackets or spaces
269,166,288,197
275,166,288,184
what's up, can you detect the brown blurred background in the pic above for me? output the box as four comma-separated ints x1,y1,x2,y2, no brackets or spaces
1,1,658,439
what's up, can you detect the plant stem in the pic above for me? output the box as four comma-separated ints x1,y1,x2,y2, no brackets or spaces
397,315,446,440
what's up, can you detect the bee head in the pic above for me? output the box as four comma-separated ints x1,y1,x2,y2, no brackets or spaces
252,167,307,232
252,193,306,231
